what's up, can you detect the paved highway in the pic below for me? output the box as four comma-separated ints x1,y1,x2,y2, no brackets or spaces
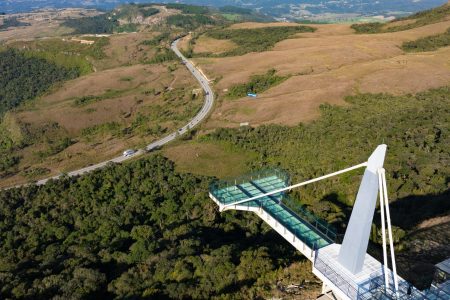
28,38,214,187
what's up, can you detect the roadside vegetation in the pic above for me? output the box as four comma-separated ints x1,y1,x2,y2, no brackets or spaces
402,27,450,52
0,155,317,299
227,69,288,99
147,47,178,64
203,25,315,56
351,3,450,33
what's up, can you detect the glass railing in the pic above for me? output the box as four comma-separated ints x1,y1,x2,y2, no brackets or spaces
358,270,450,300
284,197,339,243
209,168,338,248
262,199,330,249
314,255,361,300
209,168,289,206
209,168,289,197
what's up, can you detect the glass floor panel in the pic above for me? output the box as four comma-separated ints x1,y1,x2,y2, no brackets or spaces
211,173,331,249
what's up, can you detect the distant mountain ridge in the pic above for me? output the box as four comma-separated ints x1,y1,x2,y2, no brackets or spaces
1,0,448,19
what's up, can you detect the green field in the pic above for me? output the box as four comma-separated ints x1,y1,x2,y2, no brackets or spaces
164,140,258,178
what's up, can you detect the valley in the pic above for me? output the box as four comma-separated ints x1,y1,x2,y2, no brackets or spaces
0,2,449,300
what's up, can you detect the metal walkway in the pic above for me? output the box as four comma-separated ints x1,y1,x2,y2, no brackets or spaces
209,170,336,251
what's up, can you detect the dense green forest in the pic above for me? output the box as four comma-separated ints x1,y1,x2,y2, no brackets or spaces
0,49,78,116
166,3,210,15
402,27,450,52
205,26,315,56
0,50,78,176
351,3,450,33
62,6,154,35
63,14,117,34
0,155,315,299
219,6,253,15
227,69,288,99
166,14,217,30
142,7,160,18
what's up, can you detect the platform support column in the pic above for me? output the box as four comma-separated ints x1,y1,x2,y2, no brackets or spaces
378,169,390,290
380,168,399,294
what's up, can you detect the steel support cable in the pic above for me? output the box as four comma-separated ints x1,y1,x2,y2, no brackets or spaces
221,162,368,211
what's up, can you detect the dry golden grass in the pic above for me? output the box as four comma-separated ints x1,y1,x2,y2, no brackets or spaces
193,35,238,54
94,32,157,71
193,20,450,128
17,64,167,133
0,21,73,41
178,34,191,52
0,8,99,41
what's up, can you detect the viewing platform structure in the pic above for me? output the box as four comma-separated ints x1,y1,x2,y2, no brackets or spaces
208,145,450,300
210,169,336,260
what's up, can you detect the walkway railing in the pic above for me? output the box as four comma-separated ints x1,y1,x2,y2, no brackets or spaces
209,168,289,194
209,168,339,246
315,255,360,300
261,199,329,249
363,273,450,300
284,197,339,243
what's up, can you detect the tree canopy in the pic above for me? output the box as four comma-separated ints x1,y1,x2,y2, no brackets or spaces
0,49,78,117
0,155,315,299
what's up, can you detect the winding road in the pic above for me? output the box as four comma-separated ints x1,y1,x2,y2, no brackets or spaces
30,38,214,186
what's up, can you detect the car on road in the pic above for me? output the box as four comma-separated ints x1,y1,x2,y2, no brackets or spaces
123,149,136,157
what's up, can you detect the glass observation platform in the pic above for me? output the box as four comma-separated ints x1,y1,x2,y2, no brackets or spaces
209,169,337,250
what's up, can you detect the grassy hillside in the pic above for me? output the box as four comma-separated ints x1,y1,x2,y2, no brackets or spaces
7,37,108,75
0,155,317,299
61,3,261,35
402,27,450,52
191,25,315,57
62,4,158,34
352,3,450,33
